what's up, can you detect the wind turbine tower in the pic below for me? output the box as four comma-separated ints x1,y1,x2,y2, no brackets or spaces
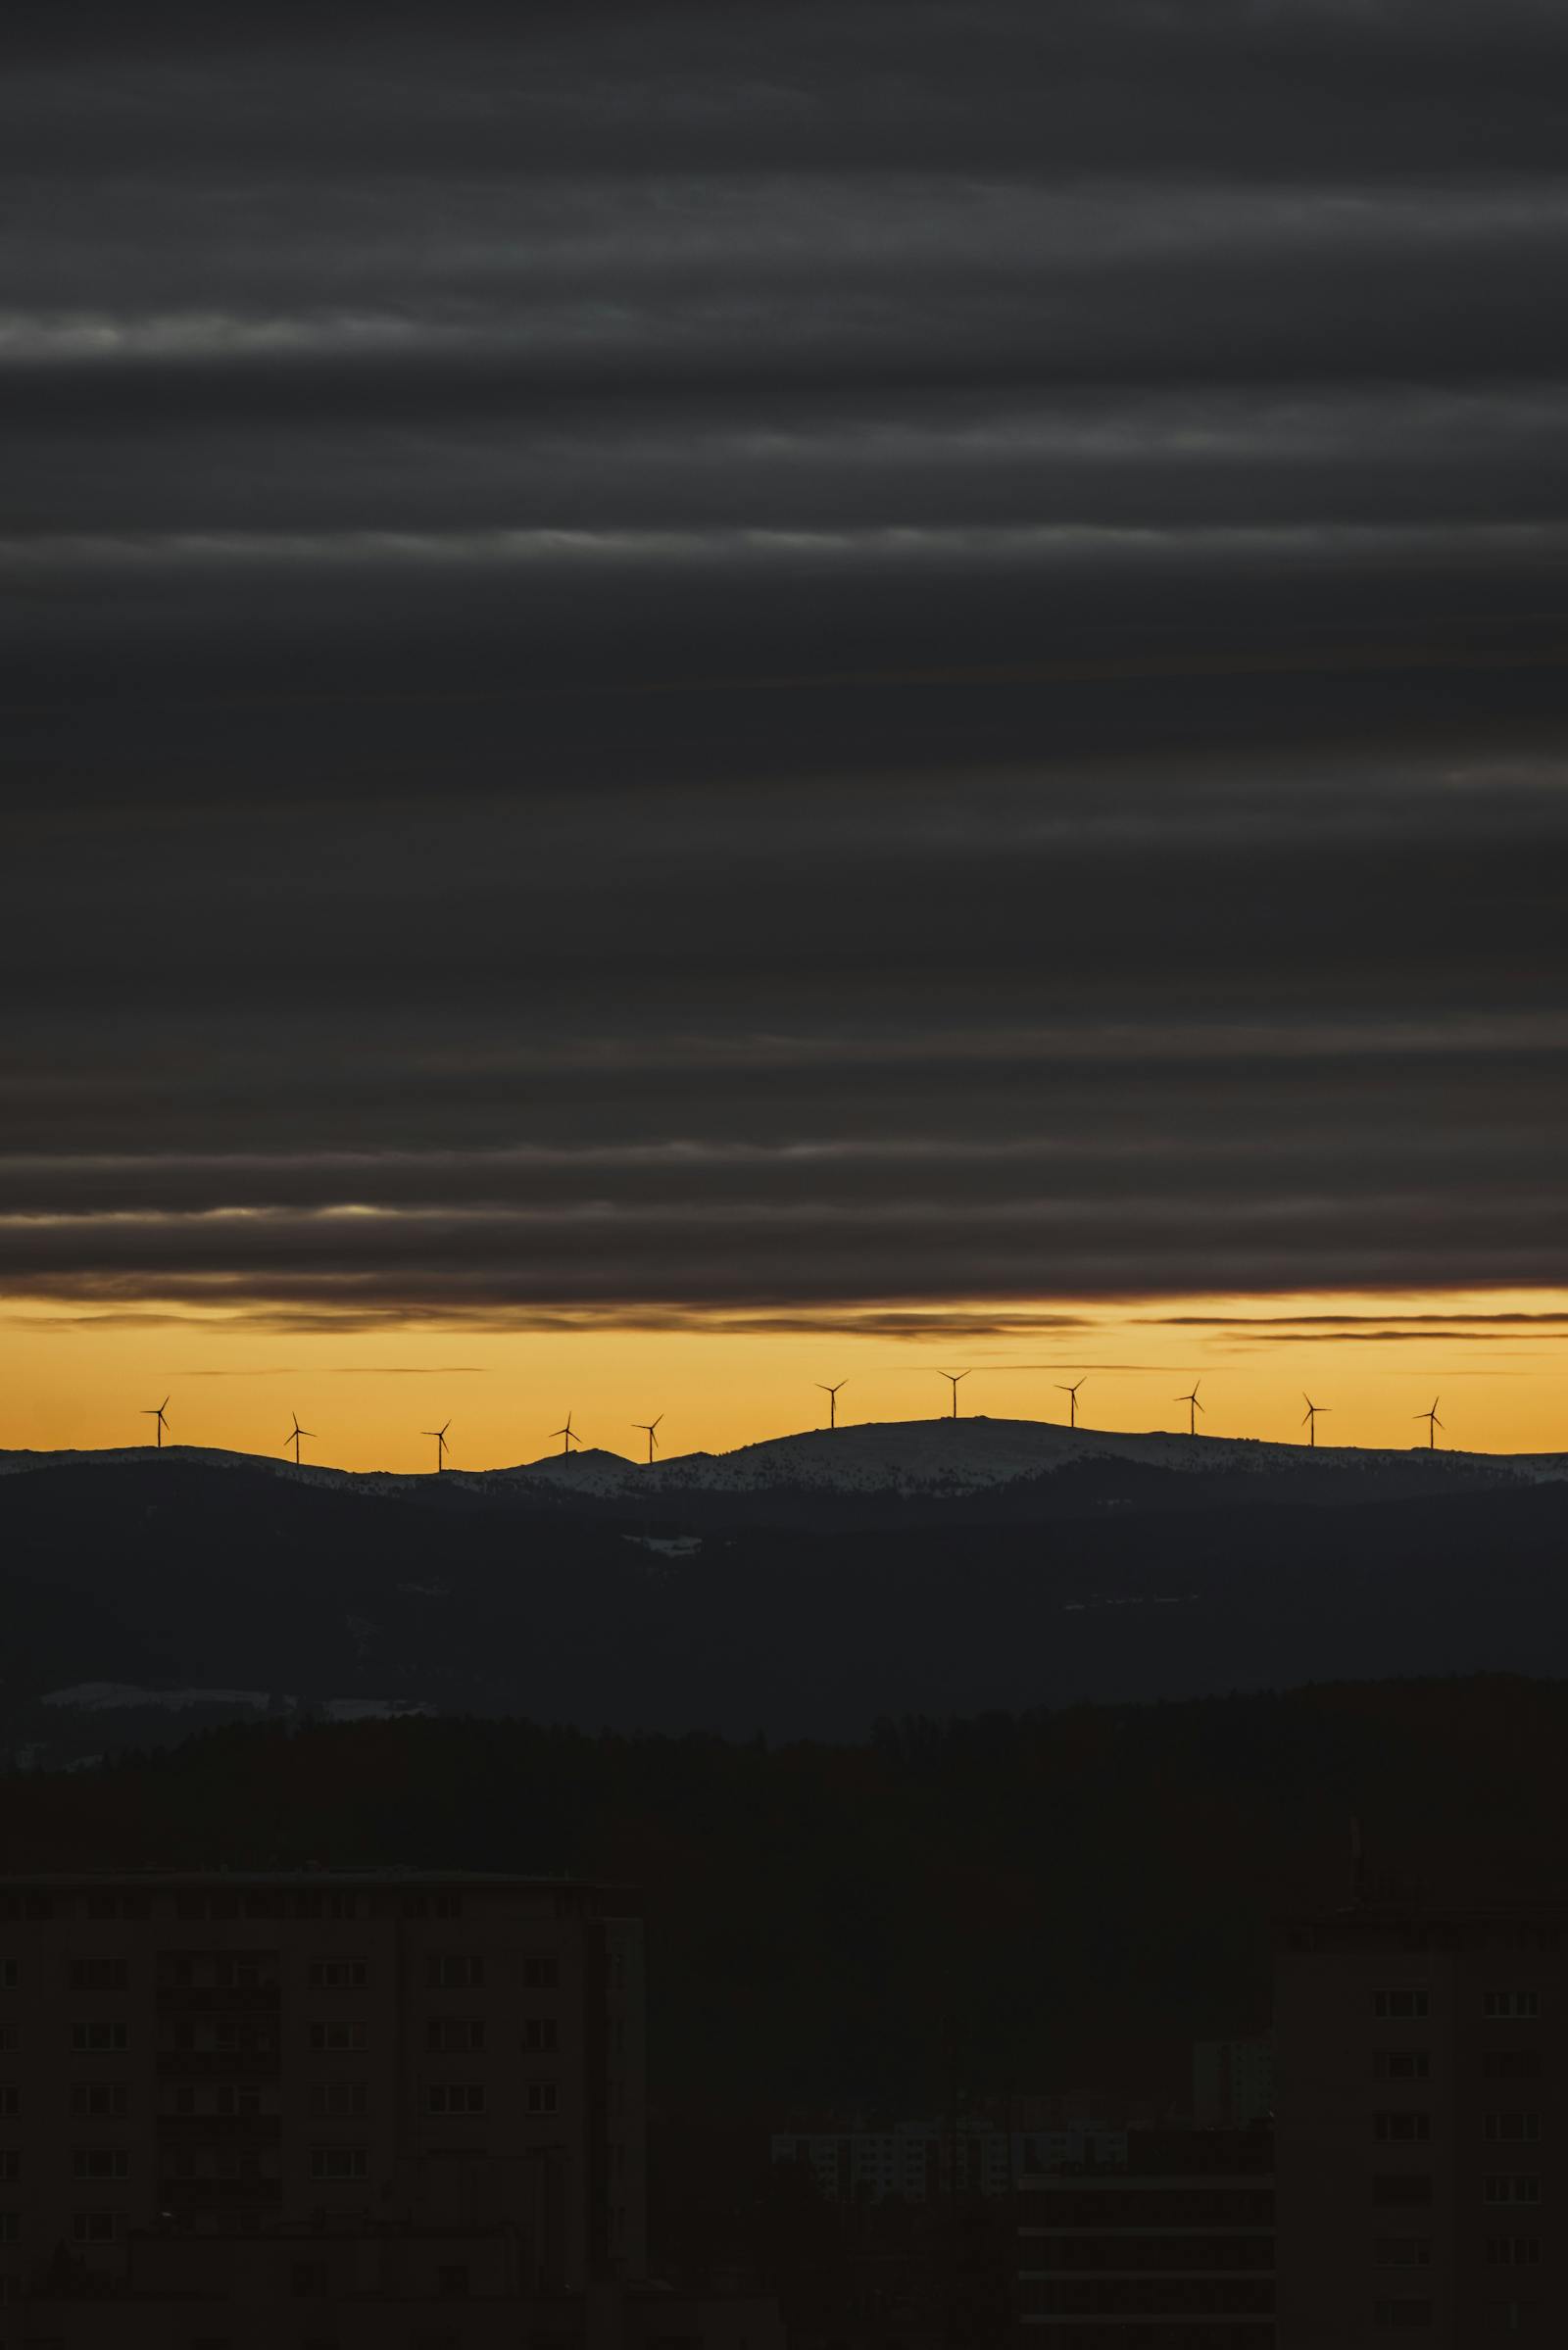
423,1420,452,1473
550,1412,582,1458
285,1412,316,1466
816,1380,847,1430
141,1396,171,1449
1175,1379,1203,1437
938,1369,969,1420
1301,1395,1328,1448
1056,1377,1086,1430
1415,1396,1445,1450
633,1415,662,1465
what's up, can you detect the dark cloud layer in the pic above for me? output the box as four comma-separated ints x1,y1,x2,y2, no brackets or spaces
4,2,1566,1322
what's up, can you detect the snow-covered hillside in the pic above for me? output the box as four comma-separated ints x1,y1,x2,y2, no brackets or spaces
504,1416,1568,1502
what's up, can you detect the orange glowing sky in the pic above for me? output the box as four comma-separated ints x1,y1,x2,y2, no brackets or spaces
4,1288,1564,1472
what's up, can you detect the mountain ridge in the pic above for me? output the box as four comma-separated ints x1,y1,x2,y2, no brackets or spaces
5,1412,1563,1513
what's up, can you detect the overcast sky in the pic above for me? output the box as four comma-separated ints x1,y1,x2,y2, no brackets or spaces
5,0,1567,1333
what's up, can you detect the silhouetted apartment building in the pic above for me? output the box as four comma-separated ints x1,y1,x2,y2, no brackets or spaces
0,1870,792,2345
1193,2036,1274,2131
1276,1898,1568,2345
1014,2127,1275,2345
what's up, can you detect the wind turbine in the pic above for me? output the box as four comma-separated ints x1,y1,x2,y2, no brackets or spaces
633,1415,662,1466
284,1412,316,1466
1056,1377,1086,1430
141,1396,171,1449
816,1380,847,1431
1301,1395,1328,1448
1175,1379,1203,1437
550,1411,582,1458
938,1369,969,1420
423,1420,452,1473
1415,1396,1444,1450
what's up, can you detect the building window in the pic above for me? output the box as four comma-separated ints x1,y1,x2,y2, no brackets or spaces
1485,2176,1541,2204
0,2028,15,2052
1373,2174,1433,2207
0,1960,18,1992
425,1956,483,1990
307,1960,368,1990
1375,2112,1432,2143
310,2082,368,2118
72,2151,129,2181
1484,1989,1541,2021
1487,2236,1542,2265
437,2263,469,2298
1374,2300,1434,2329
71,2211,124,2243
1484,2114,1542,2142
433,1894,463,1920
1483,2050,1544,2081
1374,1988,1429,2020
68,1960,127,1992
0,2151,18,2181
71,2022,128,2054
1373,2236,1431,2268
426,2083,484,2116
0,2213,17,2244
522,1955,559,1990
310,2147,368,2181
309,2022,368,2053
527,2082,559,2116
70,2084,127,2119
292,2258,329,2296
1374,2050,1430,2081
522,2019,560,2053
426,2021,485,2054
0,2088,17,2119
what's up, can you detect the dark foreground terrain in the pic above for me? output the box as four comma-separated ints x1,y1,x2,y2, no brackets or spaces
3,1452,1568,1756
7,1675,1568,2123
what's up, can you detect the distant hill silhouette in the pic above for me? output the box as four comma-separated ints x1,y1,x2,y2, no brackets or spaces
4,1450,1568,1755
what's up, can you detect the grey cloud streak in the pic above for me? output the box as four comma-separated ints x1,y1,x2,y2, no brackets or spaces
5,0,1567,1324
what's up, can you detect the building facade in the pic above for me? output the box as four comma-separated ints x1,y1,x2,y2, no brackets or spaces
0,1870,647,2326
771,2119,1129,2206
1276,1900,1568,2346
1193,2037,1274,2132
1014,2129,1275,2346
